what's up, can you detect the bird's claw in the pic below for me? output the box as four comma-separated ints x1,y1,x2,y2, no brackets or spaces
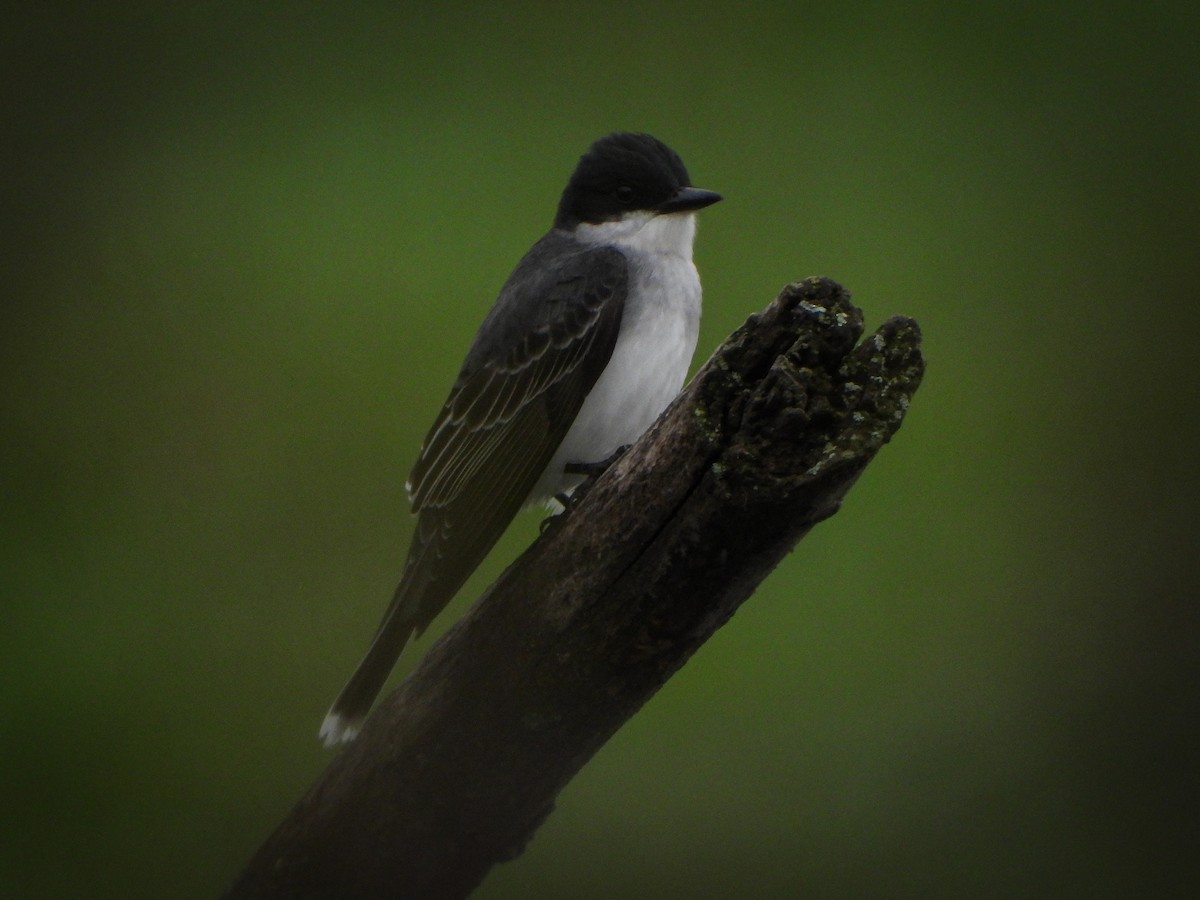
539,444,632,532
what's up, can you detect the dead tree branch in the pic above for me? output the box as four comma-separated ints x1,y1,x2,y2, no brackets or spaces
226,277,925,899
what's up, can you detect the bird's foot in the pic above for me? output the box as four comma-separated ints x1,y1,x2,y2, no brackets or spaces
538,445,632,532
562,443,631,481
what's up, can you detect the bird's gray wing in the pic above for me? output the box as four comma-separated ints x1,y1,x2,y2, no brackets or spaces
401,239,628,627
321,238,627,739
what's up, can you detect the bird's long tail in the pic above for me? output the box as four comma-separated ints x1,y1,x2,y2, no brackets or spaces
318,580,423,747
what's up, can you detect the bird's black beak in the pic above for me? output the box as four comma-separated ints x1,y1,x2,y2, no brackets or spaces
654,186,723,215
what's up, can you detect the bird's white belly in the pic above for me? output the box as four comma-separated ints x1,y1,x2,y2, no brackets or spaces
530,250,701,504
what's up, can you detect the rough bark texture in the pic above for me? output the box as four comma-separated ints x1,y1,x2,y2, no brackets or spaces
226,277,925,900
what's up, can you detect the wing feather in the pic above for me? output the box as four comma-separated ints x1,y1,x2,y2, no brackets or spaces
410,252,624,513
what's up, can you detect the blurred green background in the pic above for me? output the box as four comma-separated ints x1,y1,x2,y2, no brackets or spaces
4,2,1197,897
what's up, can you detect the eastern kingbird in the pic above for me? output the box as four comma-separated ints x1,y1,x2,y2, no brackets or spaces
320,132,721,745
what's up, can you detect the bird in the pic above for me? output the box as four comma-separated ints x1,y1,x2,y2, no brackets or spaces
320,132,721,745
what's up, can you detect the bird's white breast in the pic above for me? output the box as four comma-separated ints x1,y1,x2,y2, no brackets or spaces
530,212,702,503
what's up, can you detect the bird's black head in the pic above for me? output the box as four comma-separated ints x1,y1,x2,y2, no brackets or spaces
554,132,721,229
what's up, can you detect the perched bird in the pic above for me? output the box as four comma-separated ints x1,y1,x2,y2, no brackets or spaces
320,132,721,745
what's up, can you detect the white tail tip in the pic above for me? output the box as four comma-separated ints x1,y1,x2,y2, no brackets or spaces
319,712,362,748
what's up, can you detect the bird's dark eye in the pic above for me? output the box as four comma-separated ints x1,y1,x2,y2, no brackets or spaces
615,185,635,204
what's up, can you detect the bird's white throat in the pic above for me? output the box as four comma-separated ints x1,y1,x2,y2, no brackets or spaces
575,210,698,261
